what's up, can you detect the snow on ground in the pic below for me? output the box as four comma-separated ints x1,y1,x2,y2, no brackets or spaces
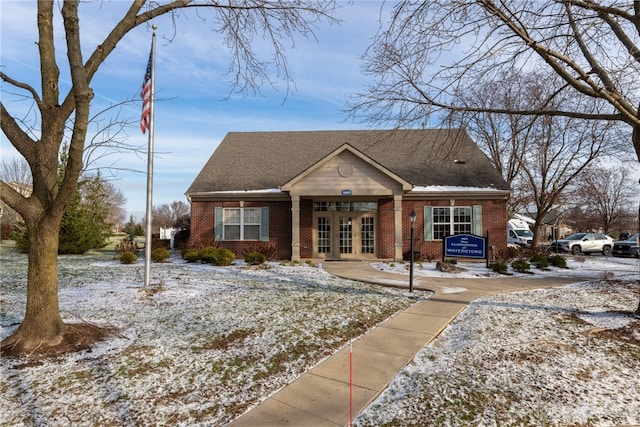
373,255,640,280
0,249,417,426
357,256,640,426
1,248,639,426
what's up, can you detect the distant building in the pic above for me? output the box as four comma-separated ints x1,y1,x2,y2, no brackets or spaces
186,129,511,261
540,210,573,241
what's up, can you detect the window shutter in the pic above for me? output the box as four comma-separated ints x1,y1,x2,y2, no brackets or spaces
473,205,482,236
423,206,433,241
214,207,223,241
260,207,270,241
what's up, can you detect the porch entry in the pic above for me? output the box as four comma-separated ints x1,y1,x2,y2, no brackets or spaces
312,201,377,259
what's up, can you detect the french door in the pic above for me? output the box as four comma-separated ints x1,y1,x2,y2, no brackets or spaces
313,212,376,259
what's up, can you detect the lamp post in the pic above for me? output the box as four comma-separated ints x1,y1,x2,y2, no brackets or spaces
409,209,416,293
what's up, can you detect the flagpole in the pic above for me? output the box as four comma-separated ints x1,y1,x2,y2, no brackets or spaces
144,27,157,287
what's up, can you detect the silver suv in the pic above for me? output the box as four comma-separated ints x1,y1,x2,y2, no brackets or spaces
549,232,614,256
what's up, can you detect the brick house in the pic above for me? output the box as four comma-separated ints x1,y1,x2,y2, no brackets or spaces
186,129,511,261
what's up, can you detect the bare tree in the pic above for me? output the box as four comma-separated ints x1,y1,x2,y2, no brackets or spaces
348,1,640,161
452,71,546,215
103,182,127,233
0,157,32,187
348,0,640,313
0,157,32,226
0,0,337,356
453,71,533,190
453,72,627,246
518,116,621,247
148,201,189,232
570,164,638,234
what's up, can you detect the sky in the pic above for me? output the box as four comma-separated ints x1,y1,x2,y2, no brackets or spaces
0,1,391,220
2,2,639,222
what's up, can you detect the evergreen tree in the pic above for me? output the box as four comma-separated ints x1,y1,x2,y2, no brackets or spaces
124,215,137,240
58,190,94,254
13,162,113,254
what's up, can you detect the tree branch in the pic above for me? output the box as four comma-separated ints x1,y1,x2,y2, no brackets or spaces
0,102,36,160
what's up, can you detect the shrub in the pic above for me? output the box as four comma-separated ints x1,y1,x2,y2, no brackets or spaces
548,255,567,268
422,253,436,262
115,238,141,257
151,247,171,263
199,247,218,264
511,259,530,273
151,235,170,251
245,251,266,265
200,247,235,266
182,248,200,263
529,254,549,269
488,262,508,274
188,236,218,251
173,229,190,251
213,248,235,266
505,245,521,260
1,222,14,241
240,242,278,261
120,251,138,264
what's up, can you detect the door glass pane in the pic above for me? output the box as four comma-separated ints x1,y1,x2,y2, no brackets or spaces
317,217,331,253
361,217,375,254
340,216,352,254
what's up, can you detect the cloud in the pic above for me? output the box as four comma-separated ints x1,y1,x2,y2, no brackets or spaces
1,1,386,216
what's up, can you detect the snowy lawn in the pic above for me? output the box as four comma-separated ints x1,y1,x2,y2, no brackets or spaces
1,246,639,426
0,247,417,426
357,257,640,426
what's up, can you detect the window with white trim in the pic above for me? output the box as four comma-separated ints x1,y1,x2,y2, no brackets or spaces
425,205,481,240
223,207,261,240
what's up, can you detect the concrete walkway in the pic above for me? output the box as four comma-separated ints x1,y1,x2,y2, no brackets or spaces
229,262,582,427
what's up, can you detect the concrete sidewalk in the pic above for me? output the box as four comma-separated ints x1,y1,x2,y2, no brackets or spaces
228,262,581,427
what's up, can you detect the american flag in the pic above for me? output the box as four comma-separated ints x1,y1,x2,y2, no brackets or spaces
140,47,152,134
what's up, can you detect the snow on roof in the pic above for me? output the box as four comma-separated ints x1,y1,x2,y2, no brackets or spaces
410,185,508,193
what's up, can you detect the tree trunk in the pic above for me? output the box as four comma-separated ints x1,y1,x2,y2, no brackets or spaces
633,124,640,163
1,214,64,354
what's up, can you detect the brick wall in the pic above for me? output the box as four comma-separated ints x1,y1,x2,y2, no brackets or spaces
191,197,508,261
189,200,292,260
378,198,395,258
190,201,216,244
403,199,507,261
300,199,314,259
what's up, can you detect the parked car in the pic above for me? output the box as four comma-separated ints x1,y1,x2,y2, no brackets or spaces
549,232,614,256
612,233,640,258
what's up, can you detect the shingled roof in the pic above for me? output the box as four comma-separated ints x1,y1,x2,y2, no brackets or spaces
186,129,510,194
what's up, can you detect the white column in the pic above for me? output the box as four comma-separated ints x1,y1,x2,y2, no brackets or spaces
394,194,403,261
291,193,301,261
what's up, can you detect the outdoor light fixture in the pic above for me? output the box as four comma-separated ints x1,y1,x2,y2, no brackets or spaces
409,209,416,292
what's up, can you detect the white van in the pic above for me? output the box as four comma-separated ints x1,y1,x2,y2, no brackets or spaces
507,218,534,248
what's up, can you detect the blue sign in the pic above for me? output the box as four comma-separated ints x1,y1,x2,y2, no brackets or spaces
341,189,352,196
444,234,486,259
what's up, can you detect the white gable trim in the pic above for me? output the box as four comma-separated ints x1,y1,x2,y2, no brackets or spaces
281,144,412,192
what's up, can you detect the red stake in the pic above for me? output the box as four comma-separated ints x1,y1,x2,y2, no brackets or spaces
349,340,353,426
